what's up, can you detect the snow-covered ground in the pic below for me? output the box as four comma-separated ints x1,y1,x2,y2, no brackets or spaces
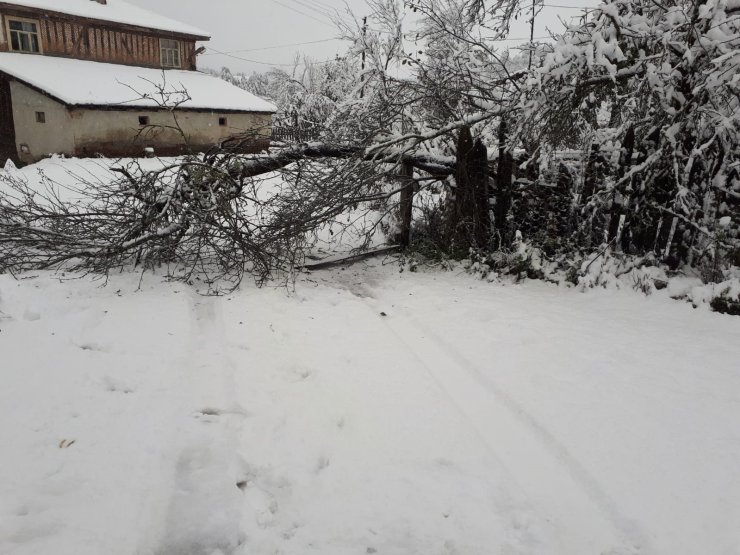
1,260,739,555
1,157,739,554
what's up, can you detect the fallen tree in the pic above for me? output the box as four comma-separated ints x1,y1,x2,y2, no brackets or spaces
0,143,455,288
2,0,737,293
217,142,457,179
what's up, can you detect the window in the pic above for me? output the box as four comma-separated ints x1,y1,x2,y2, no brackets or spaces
138,116,150,126
35,111,46,123
8,19,40,53
160,39,181,68
218,117,227,126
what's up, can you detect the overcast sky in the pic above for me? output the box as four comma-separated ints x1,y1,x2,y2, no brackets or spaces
127,0,594,75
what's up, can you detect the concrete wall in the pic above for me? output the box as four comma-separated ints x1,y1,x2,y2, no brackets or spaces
71,108,272,157
10,81,273,163
10,81,75,164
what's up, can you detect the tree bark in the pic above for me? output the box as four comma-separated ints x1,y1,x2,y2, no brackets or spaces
471,138,490,247
608,125,635,248
494,118,513,248
398,162,414,247
222,143,456,181
448,127,491,251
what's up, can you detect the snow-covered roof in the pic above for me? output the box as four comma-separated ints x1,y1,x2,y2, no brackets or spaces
0,0,210,38
0,53,277,113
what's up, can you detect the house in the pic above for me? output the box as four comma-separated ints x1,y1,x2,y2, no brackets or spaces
0,0,277,164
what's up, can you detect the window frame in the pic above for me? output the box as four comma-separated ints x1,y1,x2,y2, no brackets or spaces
35,111,46,123
138,115,150,126
218,117,227,127
6,16,42,54
159,38,181,69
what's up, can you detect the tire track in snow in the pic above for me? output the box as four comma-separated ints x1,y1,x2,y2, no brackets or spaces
360,294,649,555
147,292,249,555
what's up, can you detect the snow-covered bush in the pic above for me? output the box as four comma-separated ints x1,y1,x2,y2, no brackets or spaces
463,231,548,281
211,56,359,137
519,0,740,265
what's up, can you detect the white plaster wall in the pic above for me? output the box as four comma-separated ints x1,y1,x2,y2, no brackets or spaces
10,81,75,163
71,109,273,155
9,80,273,162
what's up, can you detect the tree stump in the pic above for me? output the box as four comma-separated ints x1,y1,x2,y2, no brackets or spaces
449,126,491,252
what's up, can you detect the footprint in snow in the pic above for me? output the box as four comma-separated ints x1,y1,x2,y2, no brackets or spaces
23,308,41,321
75,341,108,353
102,376,134,394
194,406,251,421
314,455,330,474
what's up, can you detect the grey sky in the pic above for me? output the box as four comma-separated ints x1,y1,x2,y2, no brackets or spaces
127,0,594,75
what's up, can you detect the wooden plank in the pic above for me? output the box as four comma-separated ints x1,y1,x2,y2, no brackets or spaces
301,246,402,271
0,6,198,68
0,4,209,40
63,22,71,54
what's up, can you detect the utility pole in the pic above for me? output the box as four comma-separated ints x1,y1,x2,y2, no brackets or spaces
360,16,367,98
528,0,537,70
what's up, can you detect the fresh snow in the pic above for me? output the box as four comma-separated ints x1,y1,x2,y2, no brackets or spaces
0,0,209,38
1,263,739,555
1,158,739,555
0,53,277,113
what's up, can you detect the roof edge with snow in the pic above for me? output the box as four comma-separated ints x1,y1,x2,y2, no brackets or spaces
0,53,277,113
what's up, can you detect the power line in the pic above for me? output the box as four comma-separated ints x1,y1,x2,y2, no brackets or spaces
300,0,335,11
285,0,334,18
202,37,344,56
204,5,600,67
271,0,335,27
206,35,553,68
203,28,558,60
205,45,338,67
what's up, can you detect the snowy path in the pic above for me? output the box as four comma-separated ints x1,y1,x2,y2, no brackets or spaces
369,304,645,554
1,265,739,555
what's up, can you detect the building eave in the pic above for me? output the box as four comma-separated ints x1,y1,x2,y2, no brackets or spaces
1,71,276,115
69,104,276,115
0,54,278,113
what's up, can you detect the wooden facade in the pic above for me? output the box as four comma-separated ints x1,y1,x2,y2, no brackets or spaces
0,5,201,69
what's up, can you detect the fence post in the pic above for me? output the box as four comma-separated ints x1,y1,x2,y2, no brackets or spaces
398,162,414,248
494,118,513,248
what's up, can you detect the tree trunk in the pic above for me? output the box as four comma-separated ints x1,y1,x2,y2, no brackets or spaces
581,141,602,203
449,126,491,252
398,162,414,247
471,137,490,247
608,126,635,249
494,118,513,248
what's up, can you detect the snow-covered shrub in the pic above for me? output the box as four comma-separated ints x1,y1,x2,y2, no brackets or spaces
710,286,740,316
576,251,666,291
210,57,359,138
518,0,740,265
667,271,740,314
464,232,547,281
510,160,578,255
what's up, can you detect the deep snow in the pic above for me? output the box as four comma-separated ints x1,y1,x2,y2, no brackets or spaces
1,260,739,555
